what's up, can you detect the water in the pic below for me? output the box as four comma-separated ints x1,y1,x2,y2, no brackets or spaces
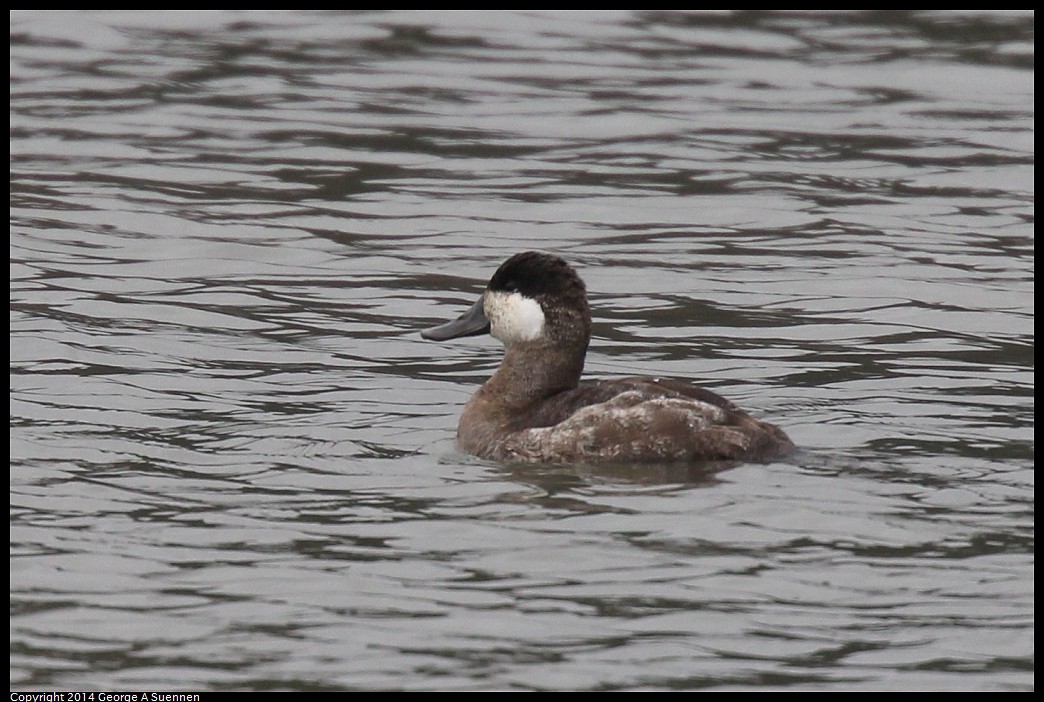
10,10,1033,691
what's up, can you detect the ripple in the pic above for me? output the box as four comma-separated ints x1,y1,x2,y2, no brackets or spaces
10,9,1033,692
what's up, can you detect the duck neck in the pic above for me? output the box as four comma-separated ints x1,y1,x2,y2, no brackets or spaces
480,339,587,409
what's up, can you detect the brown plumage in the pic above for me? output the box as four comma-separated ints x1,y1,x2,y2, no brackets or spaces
422,252,794,466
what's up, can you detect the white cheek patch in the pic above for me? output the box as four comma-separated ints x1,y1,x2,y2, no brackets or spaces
485,291,545,344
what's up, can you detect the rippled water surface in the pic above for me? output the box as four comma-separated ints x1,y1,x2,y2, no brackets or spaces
10,10,1033,691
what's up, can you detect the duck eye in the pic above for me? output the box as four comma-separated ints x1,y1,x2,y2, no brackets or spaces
502,280,518,293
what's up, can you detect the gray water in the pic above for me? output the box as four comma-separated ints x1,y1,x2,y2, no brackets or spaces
10,10,1033,691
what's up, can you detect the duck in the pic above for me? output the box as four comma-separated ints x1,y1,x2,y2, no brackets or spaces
421,252,794,465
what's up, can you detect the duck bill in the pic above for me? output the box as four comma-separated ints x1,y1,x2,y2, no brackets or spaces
421,296,490,340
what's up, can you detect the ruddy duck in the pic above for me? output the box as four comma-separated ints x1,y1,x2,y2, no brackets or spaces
421,252,794,465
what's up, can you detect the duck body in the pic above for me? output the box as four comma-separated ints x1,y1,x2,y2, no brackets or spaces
422,252,794,466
